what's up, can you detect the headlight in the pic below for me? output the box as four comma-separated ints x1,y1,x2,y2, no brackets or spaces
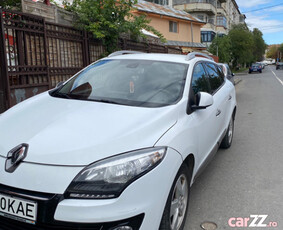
65,147,166,199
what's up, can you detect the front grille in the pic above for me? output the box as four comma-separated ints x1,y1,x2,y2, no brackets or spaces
0,217,101,230
0,214,145,230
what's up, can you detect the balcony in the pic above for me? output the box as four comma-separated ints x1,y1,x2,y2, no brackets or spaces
216,15,227,28
174,1,217,15
217,7,227,17
203,22,216,31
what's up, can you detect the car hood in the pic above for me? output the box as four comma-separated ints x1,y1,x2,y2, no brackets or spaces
0,93,177,166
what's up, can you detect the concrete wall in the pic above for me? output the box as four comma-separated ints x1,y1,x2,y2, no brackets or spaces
21,0,75,26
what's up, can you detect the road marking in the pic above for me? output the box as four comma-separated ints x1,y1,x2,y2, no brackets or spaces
271,70,283,86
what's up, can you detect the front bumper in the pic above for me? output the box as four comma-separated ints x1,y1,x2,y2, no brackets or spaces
0,148,183,230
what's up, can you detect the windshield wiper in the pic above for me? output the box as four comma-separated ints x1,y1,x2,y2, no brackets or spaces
91,99,121,105
52,91,73,99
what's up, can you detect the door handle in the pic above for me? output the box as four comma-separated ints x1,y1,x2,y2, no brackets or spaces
216,109,221,116
228,95,232,100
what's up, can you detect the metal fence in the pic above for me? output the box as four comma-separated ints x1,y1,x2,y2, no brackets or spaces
0,9,182,112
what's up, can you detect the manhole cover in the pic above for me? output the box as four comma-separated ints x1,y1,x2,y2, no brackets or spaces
201,222,217,230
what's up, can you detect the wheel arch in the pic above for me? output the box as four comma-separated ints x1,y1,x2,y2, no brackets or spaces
183,153,195,179
232,106,237,120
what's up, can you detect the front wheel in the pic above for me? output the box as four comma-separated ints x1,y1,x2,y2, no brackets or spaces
220,116,234,149
159,164,192,230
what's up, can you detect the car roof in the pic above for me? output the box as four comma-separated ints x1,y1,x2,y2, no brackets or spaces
103,52,215,65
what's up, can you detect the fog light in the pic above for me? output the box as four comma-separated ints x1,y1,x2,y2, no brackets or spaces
112,226,133,230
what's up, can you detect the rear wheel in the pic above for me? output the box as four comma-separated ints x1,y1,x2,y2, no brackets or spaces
220,116,234,149
159,164,192,230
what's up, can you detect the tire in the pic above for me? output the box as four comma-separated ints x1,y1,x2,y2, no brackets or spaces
220,115,234,149
249,72,251,74
159,164,192,230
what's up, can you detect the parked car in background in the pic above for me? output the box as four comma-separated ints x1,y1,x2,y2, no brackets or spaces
256,62,264,69
263,59,275,65
0,51,236,230
276,62,283,70
249,63,262,74
218,63,235,85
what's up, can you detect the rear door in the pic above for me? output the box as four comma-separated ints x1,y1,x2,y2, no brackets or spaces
203,62,228,141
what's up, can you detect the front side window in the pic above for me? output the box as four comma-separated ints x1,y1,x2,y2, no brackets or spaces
51,59,188,107
169,21,178,33
204,62,224,93
191,63,210,94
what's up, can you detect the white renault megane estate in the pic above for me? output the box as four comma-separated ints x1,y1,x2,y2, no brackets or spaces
0,51,236,230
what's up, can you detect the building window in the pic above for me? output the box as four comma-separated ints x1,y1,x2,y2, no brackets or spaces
169,21,178,33
197,15,204,21
208,18,214,25
217,16,227,28
201,31,216,42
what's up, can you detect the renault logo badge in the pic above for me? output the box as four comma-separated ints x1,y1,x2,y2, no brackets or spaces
5,144,28,173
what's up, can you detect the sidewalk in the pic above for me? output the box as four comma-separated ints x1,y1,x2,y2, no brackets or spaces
234,70,248,85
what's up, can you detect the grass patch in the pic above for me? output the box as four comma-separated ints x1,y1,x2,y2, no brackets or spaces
233,68,248,73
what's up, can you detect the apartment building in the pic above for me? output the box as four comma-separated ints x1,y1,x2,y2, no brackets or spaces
173,0,245,46
146,0,245,46
133,0,206,53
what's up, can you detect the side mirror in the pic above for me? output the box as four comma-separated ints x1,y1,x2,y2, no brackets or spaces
232,73,235,77
191,92,213,110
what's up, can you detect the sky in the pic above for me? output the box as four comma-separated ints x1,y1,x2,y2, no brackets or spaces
236,0,283,45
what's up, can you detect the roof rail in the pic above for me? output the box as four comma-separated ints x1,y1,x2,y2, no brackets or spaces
186,52,214,61
108,50,144,57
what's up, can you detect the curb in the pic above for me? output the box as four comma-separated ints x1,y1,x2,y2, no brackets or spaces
235,72,248,76
234,79,242,85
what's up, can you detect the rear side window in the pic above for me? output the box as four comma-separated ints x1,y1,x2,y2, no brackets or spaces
191,63,210,94
225,64,232,76
204,63,224,94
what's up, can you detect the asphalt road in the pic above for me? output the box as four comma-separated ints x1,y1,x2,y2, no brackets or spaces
184,65,283,230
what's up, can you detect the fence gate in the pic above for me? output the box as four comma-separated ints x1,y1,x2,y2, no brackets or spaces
0,9,91,110
0,10,50,108
0,10,9,112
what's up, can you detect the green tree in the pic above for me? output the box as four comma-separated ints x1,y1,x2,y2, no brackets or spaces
64,0,165,54
229,24,255,67
252,28,266,61
0,0,21,10
208,35,231,63
266,45,278,59
278,44,283,54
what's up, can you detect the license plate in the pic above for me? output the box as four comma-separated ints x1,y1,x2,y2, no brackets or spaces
0,193,37,224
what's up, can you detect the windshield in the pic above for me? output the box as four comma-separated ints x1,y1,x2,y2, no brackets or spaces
51,59,188,107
